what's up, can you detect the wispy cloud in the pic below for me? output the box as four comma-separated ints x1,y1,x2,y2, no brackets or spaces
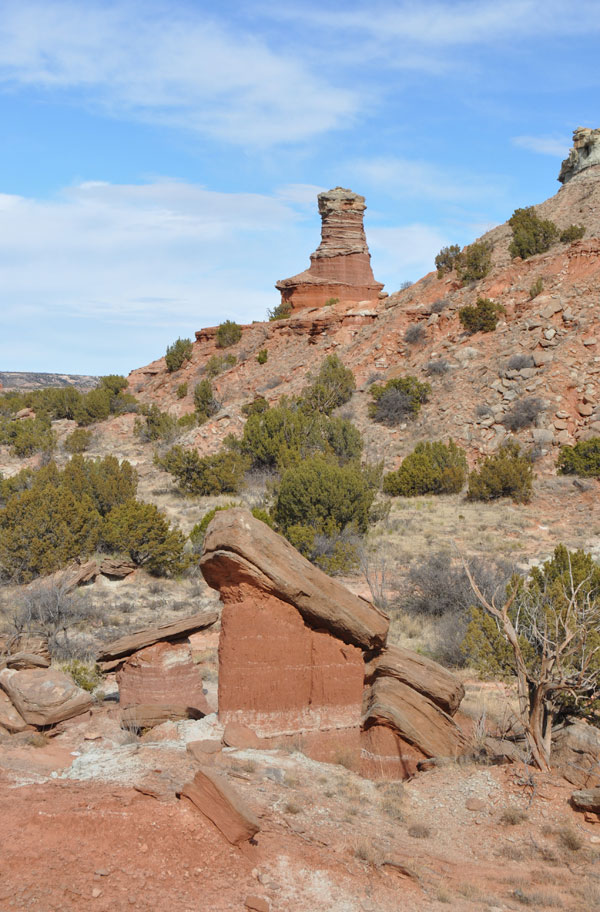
0,1,360,146
512,135,569,157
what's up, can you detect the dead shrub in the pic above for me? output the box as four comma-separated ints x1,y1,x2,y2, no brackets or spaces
499,806,528,826
502,397,545,431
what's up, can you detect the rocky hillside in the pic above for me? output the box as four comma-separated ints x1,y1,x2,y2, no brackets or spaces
0,372,99,392
126,137,600,484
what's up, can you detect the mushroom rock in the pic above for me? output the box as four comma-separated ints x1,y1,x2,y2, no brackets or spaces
275,187,384,312
559,127,600,184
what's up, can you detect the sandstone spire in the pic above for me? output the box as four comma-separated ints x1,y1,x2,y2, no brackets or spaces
559,127,600,184
275,187,384,312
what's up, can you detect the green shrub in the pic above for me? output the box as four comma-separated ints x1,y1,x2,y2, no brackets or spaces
257,349,268,365
368,377,431,426
241,397,269,417
165,337,193,372
435,244,461,277
267,301,292,321
324,297,339,306
99,375,128,396
508,207,558,259
103,500,187,575
458,297,504,334
0,416,56,456
176,382,188,399
273,456,379,541
72,388,112,425
560,224,586,244
61,659,103,692
467,441,533,503
231,400,362,470
194,380,219,423
189,503,239,550
64,428,92,454
205,353,236,378
157,446,250,496
134,404,178,442
383,440,467,496
300,354,355,415
529,277,544,299
216,320,242,348
557,437,600,477
455,241,492,283
177,413,197,430
62,454,138,516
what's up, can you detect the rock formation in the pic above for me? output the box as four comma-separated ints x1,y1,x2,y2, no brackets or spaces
117,641,211,720
0,667,93,727
275,187,384,312
559,127,600,184
200,508,465,777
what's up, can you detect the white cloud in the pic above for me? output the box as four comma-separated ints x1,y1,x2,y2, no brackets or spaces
349,156,508,205
0,1,360,146
512,135,569,157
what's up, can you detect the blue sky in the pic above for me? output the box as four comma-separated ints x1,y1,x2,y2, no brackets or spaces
0,0,598,375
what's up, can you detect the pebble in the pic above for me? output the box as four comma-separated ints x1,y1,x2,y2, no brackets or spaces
91,889,102,899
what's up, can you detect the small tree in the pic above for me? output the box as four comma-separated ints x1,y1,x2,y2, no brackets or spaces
216,320,242,348
301,354,356,415
459,297,504,334
558,438,600,477
560,225,586,244
455,241,492,283
65,429,92,454
508,207,558,260
463,545,600,770
383,440,467,496
194,380,219,423
165,338,193,372
368,377,431,426
103,500,187,575
267,301,292,321
435,244,462,277
467,440,533,504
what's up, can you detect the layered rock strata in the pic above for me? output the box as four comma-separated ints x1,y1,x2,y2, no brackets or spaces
275,187,384,312
200,509,465,777
559,127,600,184
117,641,211,720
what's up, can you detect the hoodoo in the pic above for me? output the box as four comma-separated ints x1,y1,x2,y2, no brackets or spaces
275,186,384,312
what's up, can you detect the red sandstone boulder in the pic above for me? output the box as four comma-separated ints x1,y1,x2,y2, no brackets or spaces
187,740,222,759
360,724,425,780
99,558,137,579
180,767,260,845
0,635,51,663
121,703,203,730
365,645,465,716
222,721,261,750
363,677,466,760
552,720,600,788
0,689,29,733
0,668,93,727
96,609,218,671
117,641,210,718
200,509,388,650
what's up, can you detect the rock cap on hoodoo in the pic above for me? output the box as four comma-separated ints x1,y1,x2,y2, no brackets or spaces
200,508,389,651
317,186,367,217
559,127,600,184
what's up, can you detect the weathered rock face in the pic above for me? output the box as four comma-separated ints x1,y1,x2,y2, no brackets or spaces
0,668,93,727
117,641,210,718
275,187,384,312
365,645,465,716
0,689,29,733
559,127,600,184
200,509,388,651
552,720,600,788
217,591,365,764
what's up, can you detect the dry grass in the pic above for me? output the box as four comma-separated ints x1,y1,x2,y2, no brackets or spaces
407,822,432,839
500,806,528,826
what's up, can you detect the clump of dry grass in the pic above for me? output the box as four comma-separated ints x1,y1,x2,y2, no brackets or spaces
353,837,382,866
284,801,301,815
408,822,432,839
556,826,583,851
499,806,528,826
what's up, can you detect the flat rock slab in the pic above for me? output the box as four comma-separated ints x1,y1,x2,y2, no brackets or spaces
363,677,466,760
200,508,388,650
121,703,204,730
365,645,465,716
97,609,219,671
0,668,93,727
180,767,260,845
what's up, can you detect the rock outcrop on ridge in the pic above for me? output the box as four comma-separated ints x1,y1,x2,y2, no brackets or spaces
559,127,600,184
200,508,465,777
275,187,384,312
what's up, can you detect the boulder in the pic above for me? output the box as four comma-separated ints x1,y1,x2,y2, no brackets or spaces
179,767,260,845
0,689,29,733
187,740,222,759
363,677,466,760
365,645,464,716
99,558,137,579
217,590,364,766
552,720,600,787
0,635,51,663
360,724,425,779
2,653,50,671
201,509,388,651
0,668,93,727
117,641,210,717
571,787,600,812
222,721,261,750
121,704,204,730
96,609,219,671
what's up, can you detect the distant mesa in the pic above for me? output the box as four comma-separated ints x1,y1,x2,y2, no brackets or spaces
559,127,600,184
275,186,384,313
